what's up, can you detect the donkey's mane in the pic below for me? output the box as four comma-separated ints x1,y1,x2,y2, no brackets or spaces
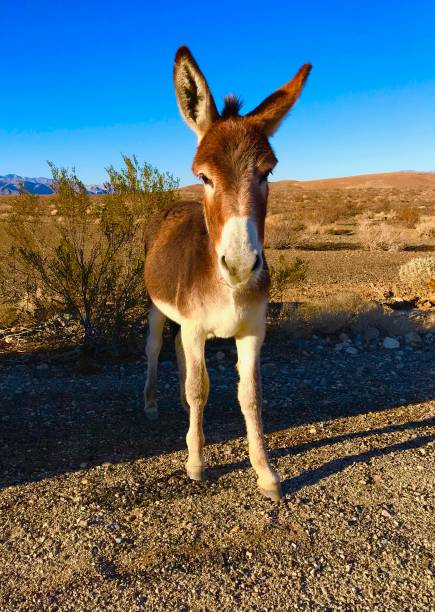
221,95,243,119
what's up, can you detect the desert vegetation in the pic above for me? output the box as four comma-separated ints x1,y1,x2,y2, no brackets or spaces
1,174,434,356
0,156,178,353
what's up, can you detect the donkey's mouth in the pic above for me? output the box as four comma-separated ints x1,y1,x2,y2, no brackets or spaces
218,263,264,291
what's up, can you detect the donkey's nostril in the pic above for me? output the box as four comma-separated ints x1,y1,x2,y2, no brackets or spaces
221,255,229,270
252,254,261,272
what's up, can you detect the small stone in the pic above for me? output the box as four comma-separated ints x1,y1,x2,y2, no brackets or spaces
404,331,422,345
309,426,317,434
383,337,400,349
345,347,359,355
381,509,392,518
216,351,225,361
115,537,122,544
338,332,351,343
78,519,88,528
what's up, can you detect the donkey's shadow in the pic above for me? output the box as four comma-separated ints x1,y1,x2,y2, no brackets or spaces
1,329,434,491
207,416,435,496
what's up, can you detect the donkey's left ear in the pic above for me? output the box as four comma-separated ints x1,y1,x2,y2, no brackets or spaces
174,46,219,140
248,64,312,136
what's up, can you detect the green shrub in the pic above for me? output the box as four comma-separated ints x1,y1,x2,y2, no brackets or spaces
1,157,178,352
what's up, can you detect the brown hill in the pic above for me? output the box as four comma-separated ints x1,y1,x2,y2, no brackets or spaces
275,172,435,190
179,172,435,197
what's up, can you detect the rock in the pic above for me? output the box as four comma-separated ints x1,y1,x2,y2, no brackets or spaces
364,326,380,343
345,347,359,355
404,331,422,345
383,337,400,350
334,342,346,351
216,351,225,361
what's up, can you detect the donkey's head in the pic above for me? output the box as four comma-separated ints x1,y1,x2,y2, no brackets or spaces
174,46,311,289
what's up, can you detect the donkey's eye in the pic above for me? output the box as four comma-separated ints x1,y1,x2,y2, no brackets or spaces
259,169,272,184
199,173,213,187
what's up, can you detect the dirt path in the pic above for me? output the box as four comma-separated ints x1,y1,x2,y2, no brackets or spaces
0,331,434,610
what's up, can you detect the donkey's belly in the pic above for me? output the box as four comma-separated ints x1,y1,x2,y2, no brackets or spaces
153,297,266,338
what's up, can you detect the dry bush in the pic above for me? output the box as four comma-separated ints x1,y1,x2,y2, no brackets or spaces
0,204,13,215
324,226,353,236
357,220,407,251
399,256,435,293
303,221,325,235
0,157,178,352
396,206,421,228
315,195,355,224
415,218,435,239
264,221,296,249
282,294,419,338
269,256,307,302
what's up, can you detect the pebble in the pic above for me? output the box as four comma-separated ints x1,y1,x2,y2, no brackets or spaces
216,351,225,361
345,347,359,355
383,337,400,350
338,333,351,343
404,331,422,345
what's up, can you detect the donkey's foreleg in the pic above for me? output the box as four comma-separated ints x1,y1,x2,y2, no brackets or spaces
236,332,282,501
144,305,166,420
181,325,209,481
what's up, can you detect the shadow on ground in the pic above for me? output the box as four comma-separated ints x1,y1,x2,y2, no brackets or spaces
1,330,434,491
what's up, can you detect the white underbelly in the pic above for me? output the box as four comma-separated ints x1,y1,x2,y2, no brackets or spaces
153,297,265,339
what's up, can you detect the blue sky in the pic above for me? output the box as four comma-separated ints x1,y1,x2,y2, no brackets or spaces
1,0,434,185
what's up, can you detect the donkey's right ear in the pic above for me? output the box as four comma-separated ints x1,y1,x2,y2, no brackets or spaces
174,46,219,141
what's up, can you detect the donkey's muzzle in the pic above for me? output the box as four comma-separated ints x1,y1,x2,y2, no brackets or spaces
219,251,262,286
217,216,263,287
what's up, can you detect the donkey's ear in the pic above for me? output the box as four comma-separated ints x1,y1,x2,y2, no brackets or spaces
174,46,219,140
248,64,312,136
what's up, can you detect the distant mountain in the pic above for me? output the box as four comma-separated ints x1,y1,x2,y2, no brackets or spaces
0,175,108,195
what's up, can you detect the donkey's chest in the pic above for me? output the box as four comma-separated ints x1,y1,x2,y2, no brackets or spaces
203,301,250,338
154,296,266,339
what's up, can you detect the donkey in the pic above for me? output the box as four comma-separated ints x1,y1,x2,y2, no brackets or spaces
144,46,311,501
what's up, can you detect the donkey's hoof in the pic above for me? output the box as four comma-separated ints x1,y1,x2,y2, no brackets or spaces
186,466,205,481
259,482,283,502
144,401,158,420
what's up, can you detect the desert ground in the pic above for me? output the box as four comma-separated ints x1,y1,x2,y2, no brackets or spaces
0,172,434,610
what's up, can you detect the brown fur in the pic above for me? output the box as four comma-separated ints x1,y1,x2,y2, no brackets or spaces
144,199,269,316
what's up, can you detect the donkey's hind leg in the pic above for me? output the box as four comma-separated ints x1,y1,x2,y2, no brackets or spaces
175,329,189,412
144,304,166,420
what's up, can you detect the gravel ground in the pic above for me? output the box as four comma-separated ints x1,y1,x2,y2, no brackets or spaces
0,326,434,610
